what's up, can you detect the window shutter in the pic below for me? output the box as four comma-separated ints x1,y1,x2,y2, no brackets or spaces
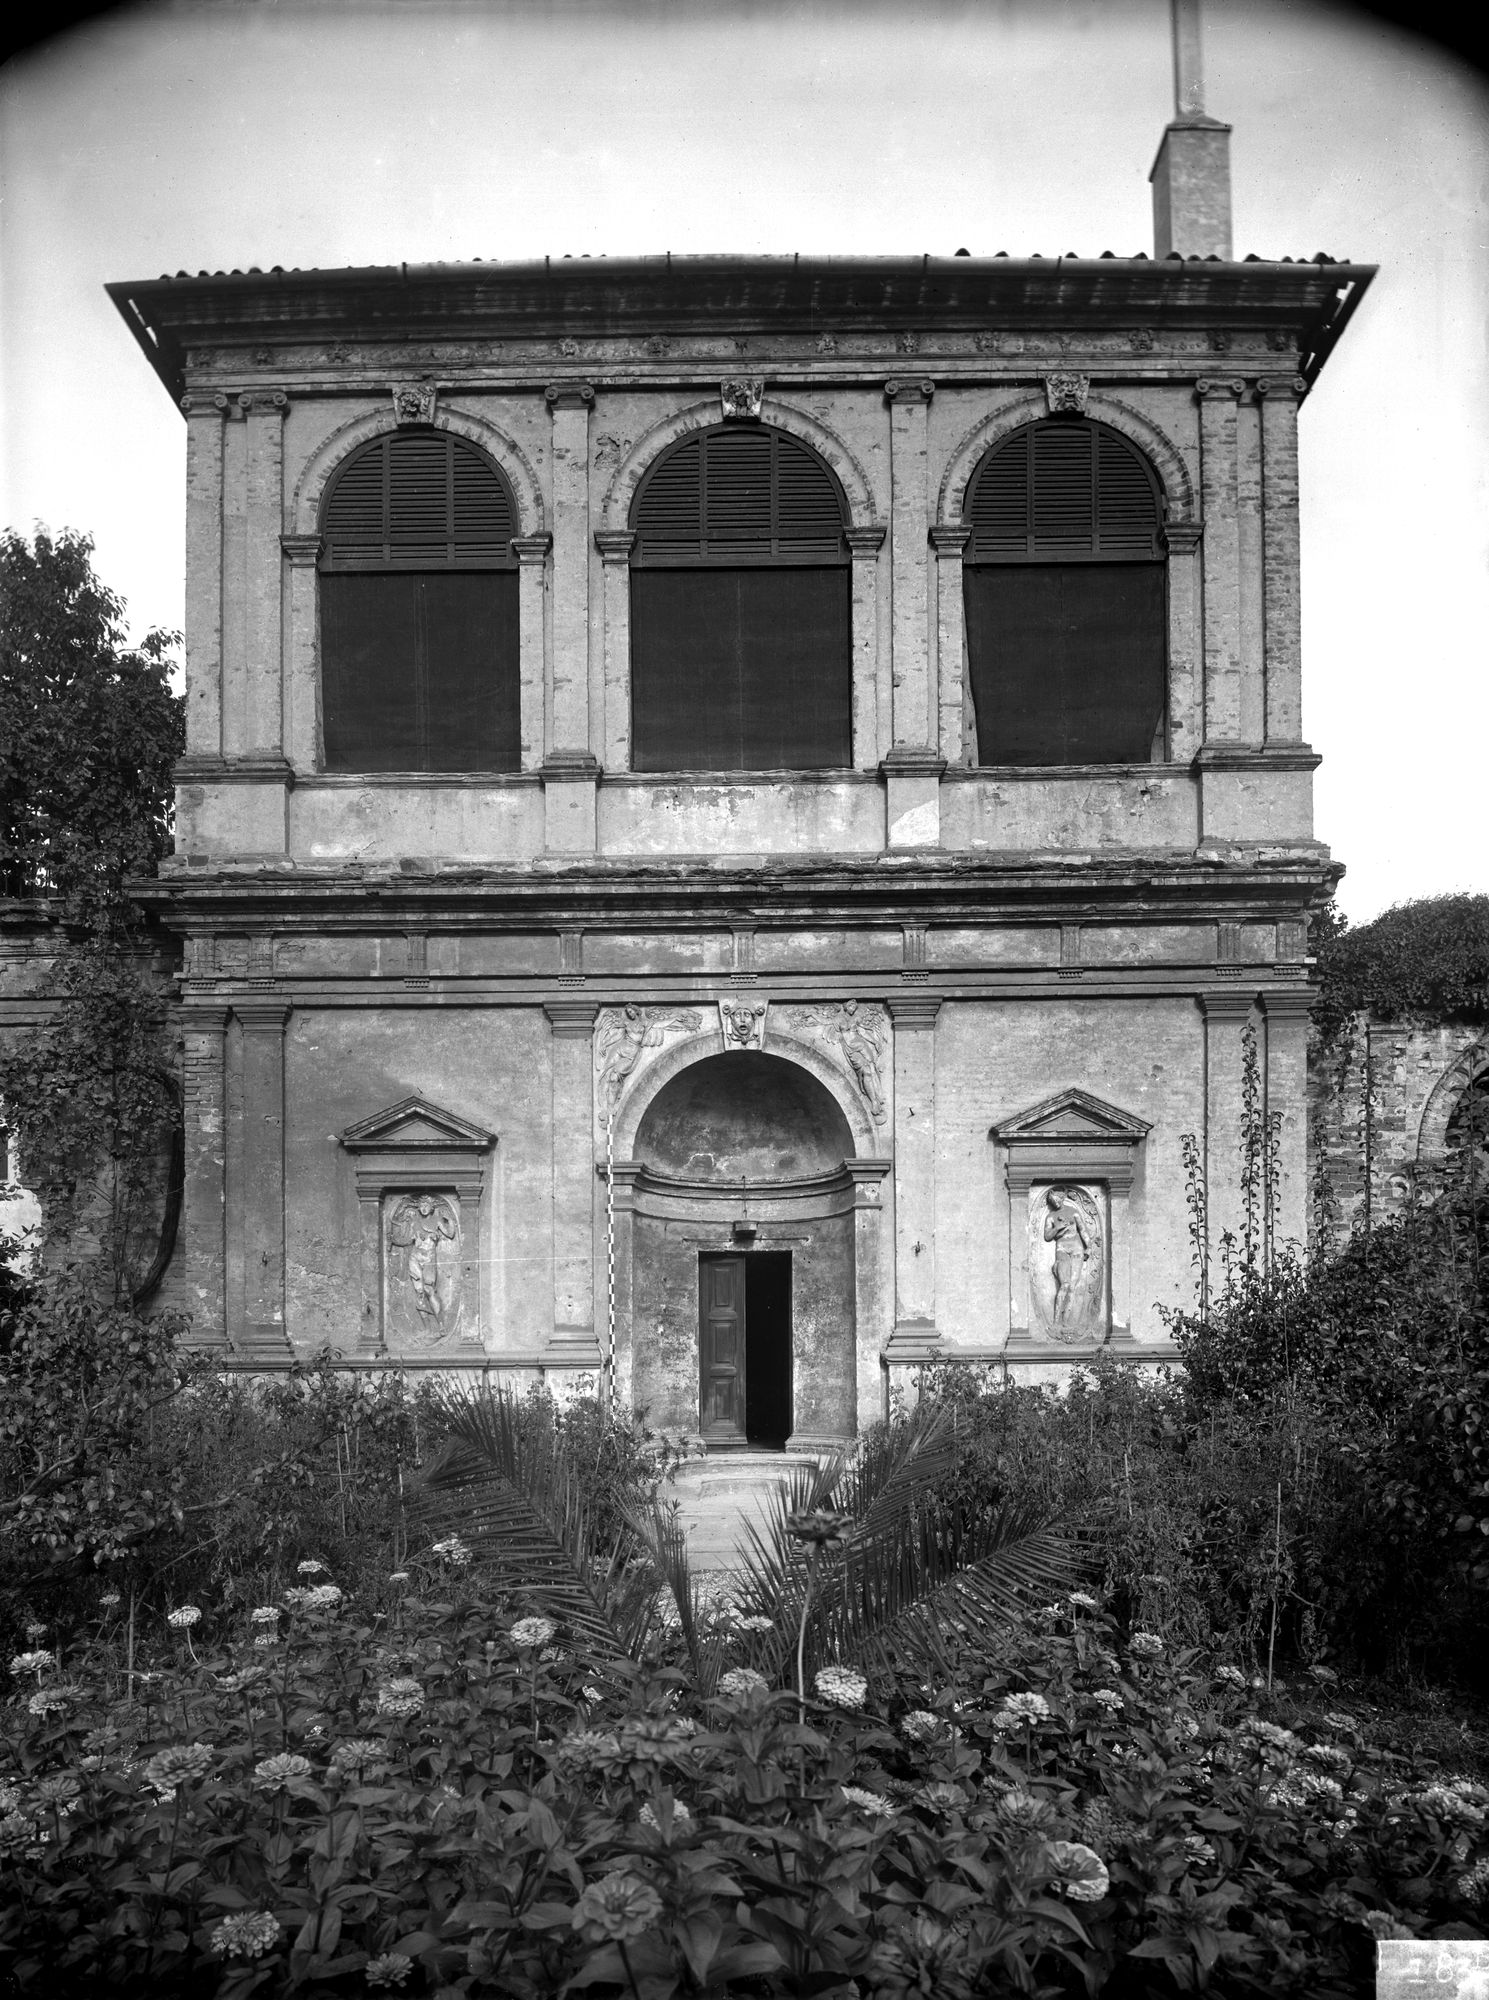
966,420,1162,562
632,425,847,564
321,432,516,570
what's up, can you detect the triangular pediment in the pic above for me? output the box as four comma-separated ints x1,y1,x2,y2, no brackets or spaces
991,1087,1152,1144
340,1095,495,1153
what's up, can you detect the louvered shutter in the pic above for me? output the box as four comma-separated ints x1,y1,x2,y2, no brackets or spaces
963,419,1166,766
632,425,847,565
321,432,517,570
318,431,520,771
966,420,1162,562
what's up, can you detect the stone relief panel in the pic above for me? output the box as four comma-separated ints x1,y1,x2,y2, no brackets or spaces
595,1005,704,1122
772,1001,889,1130
1028,1184,1108,1343
384,1192,467,1349
718,999,767,1050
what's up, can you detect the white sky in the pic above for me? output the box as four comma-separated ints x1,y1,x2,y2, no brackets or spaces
1,0,1485,923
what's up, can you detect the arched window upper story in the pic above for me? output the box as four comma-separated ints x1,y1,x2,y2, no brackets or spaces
628,423,852,771
318,429,520,772
962,418,1167,766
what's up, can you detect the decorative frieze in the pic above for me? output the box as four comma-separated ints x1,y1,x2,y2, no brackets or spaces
718,998,767,1050
720,378,764,422
391,383,437,426
1043,372,1090,417
595,1005,704,1120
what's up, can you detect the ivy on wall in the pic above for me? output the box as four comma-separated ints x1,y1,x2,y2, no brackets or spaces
1313,894,1489,1042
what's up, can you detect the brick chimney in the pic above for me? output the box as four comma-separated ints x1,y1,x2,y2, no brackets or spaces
1149,0,1232,259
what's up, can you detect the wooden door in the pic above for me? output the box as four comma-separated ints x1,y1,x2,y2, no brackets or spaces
699,1255,747,1445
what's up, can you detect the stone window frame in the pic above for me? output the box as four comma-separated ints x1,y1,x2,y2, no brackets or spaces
989,1087,1152,1354
339,1095,496,1356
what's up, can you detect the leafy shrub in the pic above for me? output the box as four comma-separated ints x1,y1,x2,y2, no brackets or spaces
2,1581,1485,1996
1314,894,1489,1040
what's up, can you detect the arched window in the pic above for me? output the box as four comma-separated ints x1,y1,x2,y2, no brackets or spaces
963,419,1166,765
629,424,851,771
318,430,520,772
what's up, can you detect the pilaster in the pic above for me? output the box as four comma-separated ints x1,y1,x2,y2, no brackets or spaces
233,997,293,1356
545,383,595,760
243,390,288,756
929,524,971,765
886,997,940,1355
595,529,637,770
544,1001,602,1365
1258,377,1308,745
1201,990,1255,1275
280,532,322,773
1264,988,1314,1257
512,534,552,773
885,378,935,752
1162,520,1204,761
180,1006,229,1347
181,393,225,760
846,525,887,768
1196,377,1245,745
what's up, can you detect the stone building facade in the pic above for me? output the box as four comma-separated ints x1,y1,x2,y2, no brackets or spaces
91,61,1386,1452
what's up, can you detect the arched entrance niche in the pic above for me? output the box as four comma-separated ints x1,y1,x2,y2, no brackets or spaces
621,1050,886,1451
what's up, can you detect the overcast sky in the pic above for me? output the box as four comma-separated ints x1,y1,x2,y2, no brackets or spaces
1,0,1485,924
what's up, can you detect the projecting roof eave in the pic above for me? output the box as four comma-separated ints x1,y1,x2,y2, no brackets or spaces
106,251,1376,410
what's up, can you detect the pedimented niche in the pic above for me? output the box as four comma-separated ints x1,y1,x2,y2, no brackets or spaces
340,1096,495,1357
990,1088,1151,1350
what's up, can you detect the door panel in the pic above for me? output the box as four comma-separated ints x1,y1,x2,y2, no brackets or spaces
699,1255,746,1442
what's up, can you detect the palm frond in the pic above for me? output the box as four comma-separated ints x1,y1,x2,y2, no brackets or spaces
408,1382,658,1662
624,1495,729,1693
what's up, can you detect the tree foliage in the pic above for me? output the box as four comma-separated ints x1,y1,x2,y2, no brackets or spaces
1314,893,1489,1039
1,527,182,924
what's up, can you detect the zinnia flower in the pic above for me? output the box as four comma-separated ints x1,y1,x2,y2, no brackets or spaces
388,1572,410,1584
330,1738,386,1772
1089,1689,1123,1712
900,1709,942,1742
304,1584,343,1611
913,1781,967,1813
732,1613,774,1633
365,1953,414,1989
1214,1664,1247,1688
814,1665,868,1708
9,1651,55,1676
841,1785,895,1817
1068,1590,1100,1610
1184,1834,1217,1866
508,1615,557,1650
376,1678,424,1719
253,1753,313,1789
144,1745,214,1794
217,1667,266,1694
99,1591,122,1609
1129,1632,1165,1658
621,1716,695,1763
571,1872,664,1944
1456,1859,1489,1905
296,1559,328,1576
24,1622,46,1642
431,1536,473,1566
209,1911,281,1959
28,1685,82,1717
167,1605,202,1630
997,1788,1055,1829
249,1606,280,1625
32,1775,81,1808
1322,1710,1359,1732
1047,1840,1110,1902
553,1728,622,1775
716,1667,769,1699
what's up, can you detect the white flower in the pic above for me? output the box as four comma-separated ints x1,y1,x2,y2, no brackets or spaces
1457,1858,1489,1905
296,1559,328,1576
1047,1840,1110,1901
1303,1740,1352,1773
304,1584,343,1611
1068,1591,1100,1611
432,1536,473,1566
1129,1632,1165,1658
9,1651,55,1676
1322,1710,1359,1732
388,1572,411,1584
1089,1689,1124,1712
509,1615,557,1650
1214,1664,1247,1688
99,1592,121,1609
717,1667,769,1699
210,1911,281,1959
814,1666,868,1709
24,1623,46,1642
28,1685,82,1716
1184,1834,1217,1865
144,1744,214,1794
841,1785,895,1817
250,1606,280,1625
581,1684,605,1703
639,1798,693,1831
167,1605,202,1629
553,1728,621,1774
365,1953,414,1989
253,1632,276,1648
900,1709,943,1742
1411,1783,1486,1828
